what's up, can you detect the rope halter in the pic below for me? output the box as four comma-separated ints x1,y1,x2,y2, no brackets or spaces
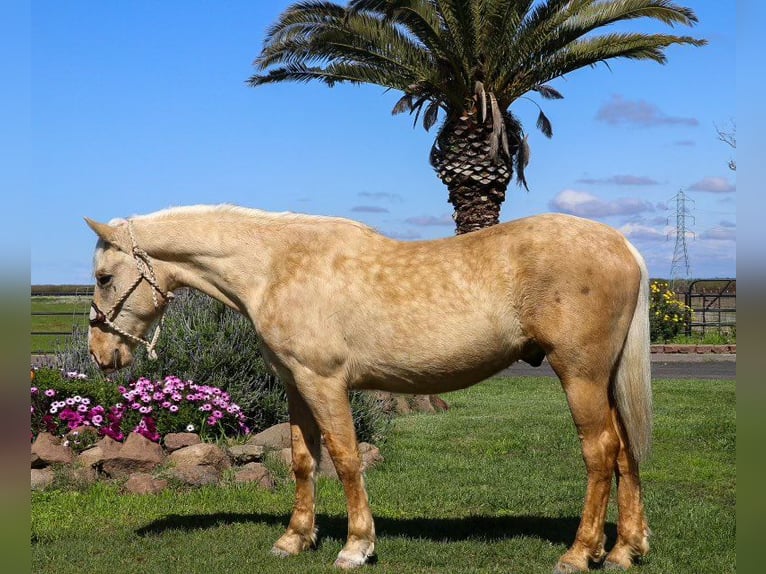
89,220,174,360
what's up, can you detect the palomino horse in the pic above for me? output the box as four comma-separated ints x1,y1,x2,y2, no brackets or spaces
86,205,651,572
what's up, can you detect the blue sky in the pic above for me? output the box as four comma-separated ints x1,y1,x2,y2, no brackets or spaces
28,1,735,285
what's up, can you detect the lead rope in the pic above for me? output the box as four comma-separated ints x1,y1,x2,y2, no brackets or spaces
93,221,174,360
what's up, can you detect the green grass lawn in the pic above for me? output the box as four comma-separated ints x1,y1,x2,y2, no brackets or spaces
31,377,734,573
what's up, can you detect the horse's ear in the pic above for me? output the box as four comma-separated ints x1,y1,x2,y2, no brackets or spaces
85,218,126,249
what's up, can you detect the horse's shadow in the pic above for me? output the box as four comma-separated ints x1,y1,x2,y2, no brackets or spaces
136,512,616,548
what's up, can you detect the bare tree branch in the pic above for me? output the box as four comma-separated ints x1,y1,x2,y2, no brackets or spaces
715,119,736,171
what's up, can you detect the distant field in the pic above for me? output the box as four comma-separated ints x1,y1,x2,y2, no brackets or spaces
31,295,91,354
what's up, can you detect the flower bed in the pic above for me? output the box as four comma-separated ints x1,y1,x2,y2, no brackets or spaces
31,369,250,448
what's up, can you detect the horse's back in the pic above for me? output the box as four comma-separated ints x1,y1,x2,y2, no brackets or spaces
257,213,641,392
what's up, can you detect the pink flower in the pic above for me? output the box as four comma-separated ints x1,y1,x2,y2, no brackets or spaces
44,389,56,397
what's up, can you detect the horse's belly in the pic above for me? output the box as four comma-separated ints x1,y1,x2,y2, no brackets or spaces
349,331,521,393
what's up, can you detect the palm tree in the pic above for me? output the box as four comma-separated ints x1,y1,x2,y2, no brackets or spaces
249,0,705,234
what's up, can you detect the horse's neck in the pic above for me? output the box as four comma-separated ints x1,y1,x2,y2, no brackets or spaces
134,211,274,314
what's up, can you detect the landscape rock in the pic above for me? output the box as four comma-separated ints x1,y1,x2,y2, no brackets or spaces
279,442,383,480
359,442,384,471
124,472,168,494
31,432,74,466
163,432,201,452
234,462,274,489
96,436,123,458
247,423,292,450
101,432,166,479
168,464,221,486
168,443,230,472
67,464,99,486
375,392,449,415
227,444,265,465
31,468,55,491
77,436,122,469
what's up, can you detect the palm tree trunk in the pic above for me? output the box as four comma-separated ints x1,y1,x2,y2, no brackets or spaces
431,115,513,234
448,183,506,234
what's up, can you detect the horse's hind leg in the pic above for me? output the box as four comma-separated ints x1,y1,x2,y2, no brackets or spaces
272,384,322,557
604,407,650,570
293,373,375,569
555,375,620,574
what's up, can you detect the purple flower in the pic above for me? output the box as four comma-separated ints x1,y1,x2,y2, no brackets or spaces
44,389,56,397
169,405,179,413
91,414,103,425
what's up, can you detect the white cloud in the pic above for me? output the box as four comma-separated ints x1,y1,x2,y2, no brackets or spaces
596,94,698,127
576,174,659,186
700,227,736,241
688,177,736,193
618,223,667,242
549,189,654,218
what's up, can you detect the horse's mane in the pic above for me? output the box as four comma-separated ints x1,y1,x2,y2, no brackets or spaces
127,204,375,232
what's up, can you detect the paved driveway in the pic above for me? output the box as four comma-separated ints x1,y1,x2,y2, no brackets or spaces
498,354,735,381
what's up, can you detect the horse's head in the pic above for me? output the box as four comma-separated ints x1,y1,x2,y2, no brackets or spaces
85,217,173,371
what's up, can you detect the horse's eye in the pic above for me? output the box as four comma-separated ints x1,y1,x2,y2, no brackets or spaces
97,274,113,287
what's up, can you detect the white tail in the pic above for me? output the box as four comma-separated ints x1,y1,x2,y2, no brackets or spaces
613,240,652,462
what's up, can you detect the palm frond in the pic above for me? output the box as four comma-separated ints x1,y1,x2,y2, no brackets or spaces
515,134,531,189
536,109,553,138
391,93,413,115
251,0,705,195
422,99,441,131
533,84,564,100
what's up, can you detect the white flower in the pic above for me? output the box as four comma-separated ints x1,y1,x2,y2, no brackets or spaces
186,424,195,432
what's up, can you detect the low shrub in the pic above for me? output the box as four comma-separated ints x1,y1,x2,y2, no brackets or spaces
649,280,692,343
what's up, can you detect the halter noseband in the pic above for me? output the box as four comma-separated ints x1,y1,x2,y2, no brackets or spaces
89,220,174,360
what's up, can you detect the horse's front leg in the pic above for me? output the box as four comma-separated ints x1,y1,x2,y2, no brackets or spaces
272,384,322,557
296,373,376,569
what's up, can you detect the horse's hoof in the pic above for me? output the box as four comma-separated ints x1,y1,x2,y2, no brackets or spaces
334,544,375,569
334,554,369,570
553,560,587,574
553,563,581,574
271,546,292,559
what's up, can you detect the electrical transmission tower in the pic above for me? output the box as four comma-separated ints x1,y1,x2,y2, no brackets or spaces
667,189,695,289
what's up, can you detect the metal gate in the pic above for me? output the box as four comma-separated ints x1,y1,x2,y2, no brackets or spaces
682,279,736,336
